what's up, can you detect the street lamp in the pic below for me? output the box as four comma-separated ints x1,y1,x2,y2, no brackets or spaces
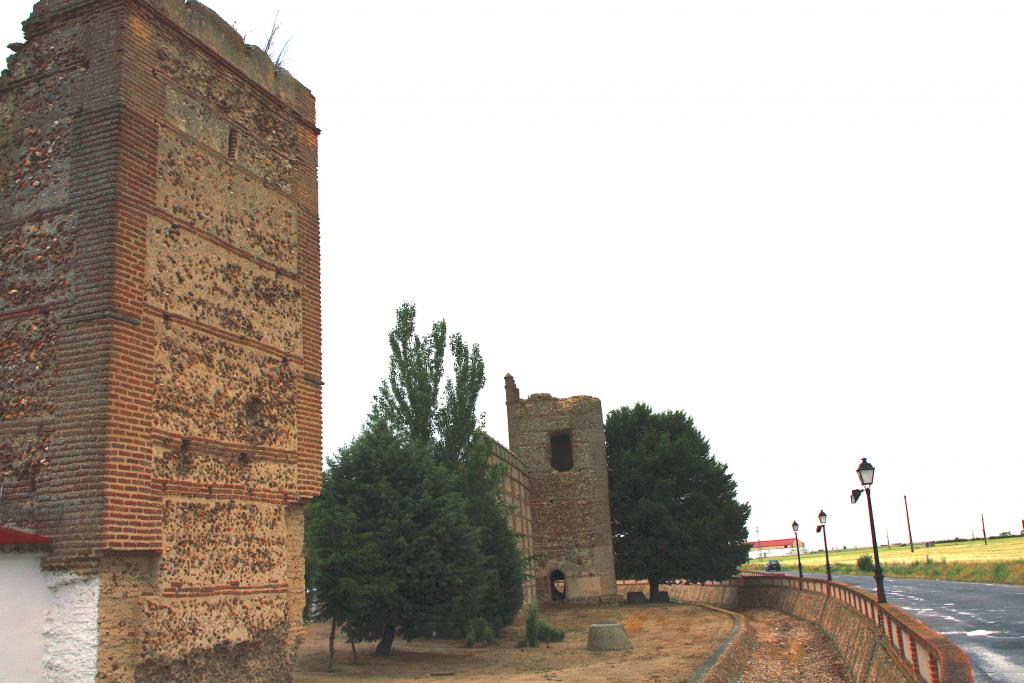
816,510,832,583
853,458,886,603
856,457,875,487
792,520,803,579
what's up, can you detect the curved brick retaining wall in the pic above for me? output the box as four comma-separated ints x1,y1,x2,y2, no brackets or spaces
622,575,973,683
684,605,754,683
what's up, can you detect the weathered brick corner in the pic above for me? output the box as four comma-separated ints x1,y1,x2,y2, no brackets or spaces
1,0,321,679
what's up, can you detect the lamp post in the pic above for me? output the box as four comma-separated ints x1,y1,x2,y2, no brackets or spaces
792,520,803,580
816,510,832,583
854,458,886,603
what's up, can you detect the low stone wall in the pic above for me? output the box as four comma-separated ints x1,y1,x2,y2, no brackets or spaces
632,576,973,683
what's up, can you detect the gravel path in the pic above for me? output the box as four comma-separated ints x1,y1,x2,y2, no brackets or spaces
738,609,850,683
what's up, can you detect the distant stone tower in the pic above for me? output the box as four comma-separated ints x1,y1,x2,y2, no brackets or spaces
0,1,320,680
505,375,617,603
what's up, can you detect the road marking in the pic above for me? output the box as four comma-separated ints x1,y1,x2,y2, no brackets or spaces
961,643,1024,681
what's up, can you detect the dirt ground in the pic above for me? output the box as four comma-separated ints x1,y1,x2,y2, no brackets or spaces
294,603,734,682
737,609,850,683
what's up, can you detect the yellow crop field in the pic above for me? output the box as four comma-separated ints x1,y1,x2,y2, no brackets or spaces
742,535,1024,585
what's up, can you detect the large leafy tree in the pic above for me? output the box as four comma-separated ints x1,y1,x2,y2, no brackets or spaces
606,403,751,596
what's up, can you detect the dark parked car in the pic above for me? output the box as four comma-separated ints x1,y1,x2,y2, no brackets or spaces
765,560,782,572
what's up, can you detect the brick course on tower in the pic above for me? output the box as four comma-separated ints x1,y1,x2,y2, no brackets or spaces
504,375,617,603
0,0,321,679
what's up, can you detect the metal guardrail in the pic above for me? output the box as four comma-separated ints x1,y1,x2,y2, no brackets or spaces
736,572,973,683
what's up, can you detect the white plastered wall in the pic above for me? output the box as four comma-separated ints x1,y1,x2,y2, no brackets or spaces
0,553,99,683
0,552,50,681
43,570,99,682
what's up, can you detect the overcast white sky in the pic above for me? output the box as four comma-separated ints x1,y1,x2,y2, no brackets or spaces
4,1,1023,553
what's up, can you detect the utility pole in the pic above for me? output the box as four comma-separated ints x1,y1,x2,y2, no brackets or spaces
904,495,915,552
982,514,988,545
886,529,891,548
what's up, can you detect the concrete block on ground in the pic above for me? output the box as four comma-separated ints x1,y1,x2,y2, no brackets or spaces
587,623,631,651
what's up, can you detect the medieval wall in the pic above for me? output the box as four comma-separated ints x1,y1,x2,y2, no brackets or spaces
0,1,321,680
504,375,617,603
489,438,537,606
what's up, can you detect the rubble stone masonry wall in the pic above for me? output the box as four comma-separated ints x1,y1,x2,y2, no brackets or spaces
0,1,321,679
489,438,537,606
504,375,617,602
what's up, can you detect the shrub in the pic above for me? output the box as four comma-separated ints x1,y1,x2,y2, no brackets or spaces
856,555,873,571
537,622,565,643
464,617,496,648
522,605,564,646
524,605,540,647
483,621,497,644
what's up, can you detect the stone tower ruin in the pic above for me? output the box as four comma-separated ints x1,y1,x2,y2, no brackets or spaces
505,375,617,603
0,0,321,679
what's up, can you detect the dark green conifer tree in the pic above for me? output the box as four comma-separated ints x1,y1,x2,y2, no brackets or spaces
306,303,523,657
305,464,391,668
309,418,484,656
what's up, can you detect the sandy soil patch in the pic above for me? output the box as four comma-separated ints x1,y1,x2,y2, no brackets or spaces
295,603,734,682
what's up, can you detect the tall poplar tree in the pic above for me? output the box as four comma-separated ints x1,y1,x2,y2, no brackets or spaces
306,303,523,659
374,303,522,631
375,302,485,465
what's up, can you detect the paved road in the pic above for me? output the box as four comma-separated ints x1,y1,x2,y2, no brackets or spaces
801,573,1024,683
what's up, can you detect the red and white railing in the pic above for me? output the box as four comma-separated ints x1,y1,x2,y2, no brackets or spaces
736,572,972,683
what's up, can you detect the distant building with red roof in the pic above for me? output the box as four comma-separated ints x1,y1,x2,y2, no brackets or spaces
749,537,805,559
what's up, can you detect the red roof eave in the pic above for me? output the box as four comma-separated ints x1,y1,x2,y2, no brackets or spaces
0,527,52,546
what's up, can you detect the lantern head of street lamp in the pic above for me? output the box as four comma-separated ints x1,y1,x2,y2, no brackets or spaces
792,520,799,534
856,457,875,487
818,510,827,525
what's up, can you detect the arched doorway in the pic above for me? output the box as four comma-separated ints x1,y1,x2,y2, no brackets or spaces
549,569,567,601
